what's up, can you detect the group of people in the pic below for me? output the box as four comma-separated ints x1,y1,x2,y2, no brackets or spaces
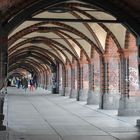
16,77,37,92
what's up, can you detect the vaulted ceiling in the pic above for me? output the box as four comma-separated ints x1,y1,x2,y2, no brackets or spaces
0,0,139,77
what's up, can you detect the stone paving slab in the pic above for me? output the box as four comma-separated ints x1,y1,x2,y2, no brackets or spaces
1,87,140,140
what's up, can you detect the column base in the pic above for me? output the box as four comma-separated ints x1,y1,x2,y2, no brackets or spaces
59,88,65,96
118,96,140,116
0,114,6,131
70,89,77,98
64,87,71,96
77,89,88,101
87,90,99,105
0,125,6,131
47,85,52,91
99,93,120,110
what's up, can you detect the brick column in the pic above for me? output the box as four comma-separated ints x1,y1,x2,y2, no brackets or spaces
118,48,140,116
61,65,66,96
70,63,77,98
87,57,100,104
77,62,84,101
64,62,71,96
0,32,7,131
87,62,94,104
46,71,52,91
78,62,84,101
101,54,120,109
99,55,109,109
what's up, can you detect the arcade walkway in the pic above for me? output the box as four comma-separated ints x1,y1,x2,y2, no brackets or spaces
2,87,140,140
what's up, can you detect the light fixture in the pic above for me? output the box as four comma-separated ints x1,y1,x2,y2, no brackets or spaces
47,6,70,13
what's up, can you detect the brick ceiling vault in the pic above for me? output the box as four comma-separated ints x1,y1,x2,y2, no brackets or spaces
0,0,139,75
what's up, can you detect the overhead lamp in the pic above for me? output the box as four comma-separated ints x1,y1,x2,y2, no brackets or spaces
47,6,70,13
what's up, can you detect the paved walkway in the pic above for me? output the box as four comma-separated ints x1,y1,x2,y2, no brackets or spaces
1,87,140,140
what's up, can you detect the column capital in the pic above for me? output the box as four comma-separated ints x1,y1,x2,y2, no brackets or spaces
89,58,94,64
122,48,137,59
71,63,76,69
103,53,120,63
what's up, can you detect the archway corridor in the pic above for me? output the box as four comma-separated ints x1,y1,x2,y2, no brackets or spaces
0,0,140,140
1,87,140,140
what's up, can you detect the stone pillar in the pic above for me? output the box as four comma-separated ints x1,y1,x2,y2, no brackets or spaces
46,72,51,91
87,60,99,104
58,64,63,95
100,56,109,109
61,65,66,96
87,63,94,104
78,62,85,101
101,54,120,109
65,65,71,96
70,63,77,98
118,48,140,116
0,32,7,131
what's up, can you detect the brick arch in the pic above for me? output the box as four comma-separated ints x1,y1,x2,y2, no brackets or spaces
9,52,52,73
11,58,48,86
9,47,56,70
9,61,44,86
50,30,80,60
2,0,139,36
9,36,80,64
71,6,122,51
105,33,121,55
55,30,90,61
9,25,98,60
9,42,79,92
9,26,91,62
9,45,65,70
8,71,26,79
10,58,47,75
9,21,102,55
8,67,38,79
124,30,137,50
7,3,123,58
9,62,40,78
67,7,104,52
8,42,64,62
9,44,68,89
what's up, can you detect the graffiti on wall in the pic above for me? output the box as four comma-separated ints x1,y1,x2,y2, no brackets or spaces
68,69,71,87
109,59,119,94
83,64,89,89
59,65,62,90
75,66,77,89
129,67,139,90
94,55,100,93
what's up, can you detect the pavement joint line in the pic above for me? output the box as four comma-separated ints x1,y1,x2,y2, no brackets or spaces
43,95,120,140
81,103,137,126
48,95,139,126
6,89,140,140
23,94,64,140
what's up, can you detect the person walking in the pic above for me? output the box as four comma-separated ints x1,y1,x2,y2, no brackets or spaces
23,78,28,92
30,78,34,91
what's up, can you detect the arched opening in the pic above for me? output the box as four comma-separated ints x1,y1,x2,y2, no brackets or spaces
0,0,140,138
